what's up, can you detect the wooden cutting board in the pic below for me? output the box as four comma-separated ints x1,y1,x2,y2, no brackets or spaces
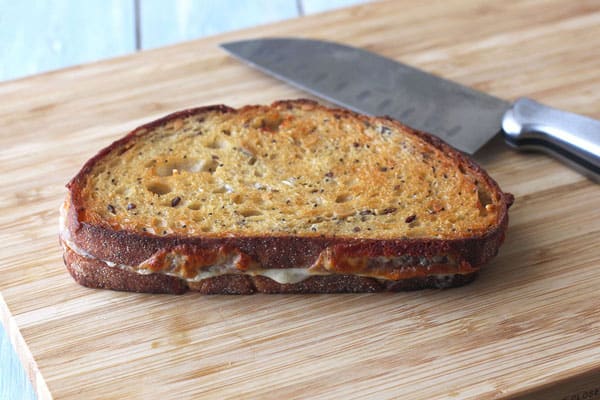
1,1,600,399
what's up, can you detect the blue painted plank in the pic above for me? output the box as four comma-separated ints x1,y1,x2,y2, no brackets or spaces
139,0,299,49
0,0,135,82
0,322,36,400
301,0,370,14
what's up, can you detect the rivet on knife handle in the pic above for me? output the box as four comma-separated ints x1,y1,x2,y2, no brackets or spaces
502,98,600,182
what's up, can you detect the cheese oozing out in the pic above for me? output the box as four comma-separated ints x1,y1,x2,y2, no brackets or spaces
59,202,461,285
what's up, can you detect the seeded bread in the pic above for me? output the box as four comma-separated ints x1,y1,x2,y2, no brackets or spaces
61,99,513,294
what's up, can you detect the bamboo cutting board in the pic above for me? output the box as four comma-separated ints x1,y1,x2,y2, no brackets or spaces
1,1,600,399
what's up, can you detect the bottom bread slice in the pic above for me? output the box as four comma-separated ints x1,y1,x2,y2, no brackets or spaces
63,244,478,295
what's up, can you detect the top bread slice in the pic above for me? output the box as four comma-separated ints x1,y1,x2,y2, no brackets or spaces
61,99,513,294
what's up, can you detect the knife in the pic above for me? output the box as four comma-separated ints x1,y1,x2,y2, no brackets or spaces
220,38,600,182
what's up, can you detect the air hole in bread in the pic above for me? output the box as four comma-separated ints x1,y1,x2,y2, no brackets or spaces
146,182,172,195
232,194,244,204
154,165,175,177
206,139,226,149
199,159,219,173
477,188,493,217
152,217,167,228
154,159,212,176
335,193,353,203
187,202,201,210
477,188,492,207
254,170,263,177
239,209,262,217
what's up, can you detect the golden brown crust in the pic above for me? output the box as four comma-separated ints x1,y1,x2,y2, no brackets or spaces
63,99,512,294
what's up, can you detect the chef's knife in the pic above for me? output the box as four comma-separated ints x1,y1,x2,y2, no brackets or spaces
221,38,600,182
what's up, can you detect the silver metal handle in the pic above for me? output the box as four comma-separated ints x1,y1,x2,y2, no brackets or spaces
502,97,600,182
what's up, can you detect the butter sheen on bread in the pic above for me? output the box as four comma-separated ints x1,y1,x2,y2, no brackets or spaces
61,99,513,294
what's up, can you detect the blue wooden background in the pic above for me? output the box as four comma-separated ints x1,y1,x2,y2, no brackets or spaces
0,325,36,400
0,1,370,398
0,0,370,82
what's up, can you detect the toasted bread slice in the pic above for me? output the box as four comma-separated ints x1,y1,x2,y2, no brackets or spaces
61,99,513,294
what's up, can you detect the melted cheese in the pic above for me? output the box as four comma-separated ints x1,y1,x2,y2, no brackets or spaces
60,203,318,284
59,202,461,285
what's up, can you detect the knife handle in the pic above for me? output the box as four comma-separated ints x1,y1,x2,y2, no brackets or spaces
502,97,600,182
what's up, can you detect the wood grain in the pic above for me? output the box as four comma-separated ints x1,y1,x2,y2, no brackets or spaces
1,0,600,399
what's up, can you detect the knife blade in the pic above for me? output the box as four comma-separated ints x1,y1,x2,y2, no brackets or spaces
221,38,600,181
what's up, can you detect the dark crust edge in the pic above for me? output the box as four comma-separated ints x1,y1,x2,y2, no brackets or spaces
63,243,478,294
64,99,513,289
